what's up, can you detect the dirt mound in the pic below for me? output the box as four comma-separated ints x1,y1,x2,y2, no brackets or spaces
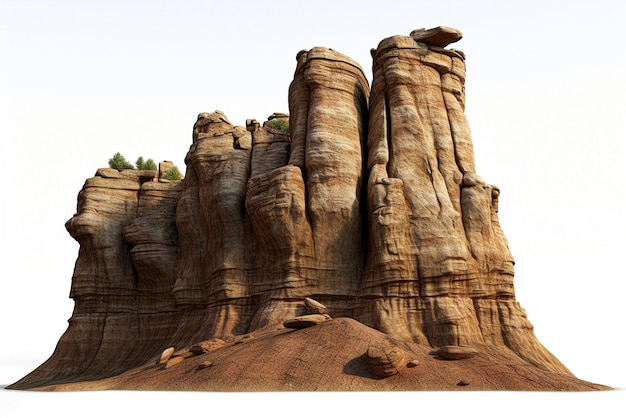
29,318,609,392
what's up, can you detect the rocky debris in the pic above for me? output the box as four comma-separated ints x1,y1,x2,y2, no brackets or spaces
304,297,328,315
189,339,226,355
410,26,463,47
436,345,479,360
457,380,470,386
283,314,331,329
233,334,255,345
198,361,213,370
172,348,195,359
12,317,610,392
364,345,406,378
164,356,184,369
406,360,420,368
158,347,175,364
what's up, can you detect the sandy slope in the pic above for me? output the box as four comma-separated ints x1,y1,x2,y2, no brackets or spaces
24,318,610,392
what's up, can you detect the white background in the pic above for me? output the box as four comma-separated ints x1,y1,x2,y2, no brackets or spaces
1,1,624,416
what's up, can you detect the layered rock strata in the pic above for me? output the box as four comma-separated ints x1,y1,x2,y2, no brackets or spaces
358,30,565,374
21,166,187,385
246,47,370,326
11,27,577,390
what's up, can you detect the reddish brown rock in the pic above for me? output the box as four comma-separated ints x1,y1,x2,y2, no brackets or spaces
410,26,463,47
357,29,568,378
164,356,184,369
198,361,213,370
245,47,370,329
189,339,226,355
158,347,175,364
436,345,479,360
364,345,406,378
283,314,330,329
407,360,420,368
7,26,607,392
304,297,328,315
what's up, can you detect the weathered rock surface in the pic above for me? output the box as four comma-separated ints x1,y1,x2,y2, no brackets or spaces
164,356,184,369
358,29,561,379
189,339,226,355
158,347,175,364
304,297,328,315
436,345,479,360
364,345,406,378
283,314,331,329
409,26,463,47
8,26,608,391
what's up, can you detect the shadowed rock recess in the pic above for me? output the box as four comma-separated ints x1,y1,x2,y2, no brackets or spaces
10,27,610,391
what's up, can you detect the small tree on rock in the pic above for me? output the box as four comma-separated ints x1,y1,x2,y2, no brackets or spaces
163,165,183,180
143,158,157,170
109,152,135,171
136,156,157,170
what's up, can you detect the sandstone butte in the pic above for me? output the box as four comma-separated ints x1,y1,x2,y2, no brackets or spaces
8,26,611,392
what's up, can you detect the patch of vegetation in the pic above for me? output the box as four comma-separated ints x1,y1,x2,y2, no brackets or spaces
108,152,135,171
108,153,174,175
163,165,183,180
135,156,157,170
265,118,289,133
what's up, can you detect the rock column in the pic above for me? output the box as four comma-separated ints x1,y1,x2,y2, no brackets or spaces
245,48,370,326
359,28,514,340
173,111,253,335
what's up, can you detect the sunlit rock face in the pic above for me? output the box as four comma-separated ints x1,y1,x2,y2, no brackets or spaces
35,168,187,385
357,29,563,373
359,31,512,334
172,111,254,336
246,47,370,327
10,26,573,390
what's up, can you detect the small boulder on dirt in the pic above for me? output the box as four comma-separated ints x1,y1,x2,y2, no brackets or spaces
436,345,479,360
364,345,406,378
283,314,331,329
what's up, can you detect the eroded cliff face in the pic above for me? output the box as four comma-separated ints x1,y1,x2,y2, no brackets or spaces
11,27,573,390
357,29,564,374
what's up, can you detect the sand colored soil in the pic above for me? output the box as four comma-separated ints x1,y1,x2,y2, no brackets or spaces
29,318,610,392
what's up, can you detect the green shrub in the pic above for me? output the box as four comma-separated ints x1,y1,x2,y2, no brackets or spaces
108,152,135,171
136,156,157,170
163,166,183,180
109,153,172,173
265,118,289,133
143,159,157,170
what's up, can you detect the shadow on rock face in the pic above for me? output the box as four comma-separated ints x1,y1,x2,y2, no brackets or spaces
342,354,381,380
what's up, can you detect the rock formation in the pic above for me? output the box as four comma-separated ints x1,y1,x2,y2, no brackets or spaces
9,26,608,391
